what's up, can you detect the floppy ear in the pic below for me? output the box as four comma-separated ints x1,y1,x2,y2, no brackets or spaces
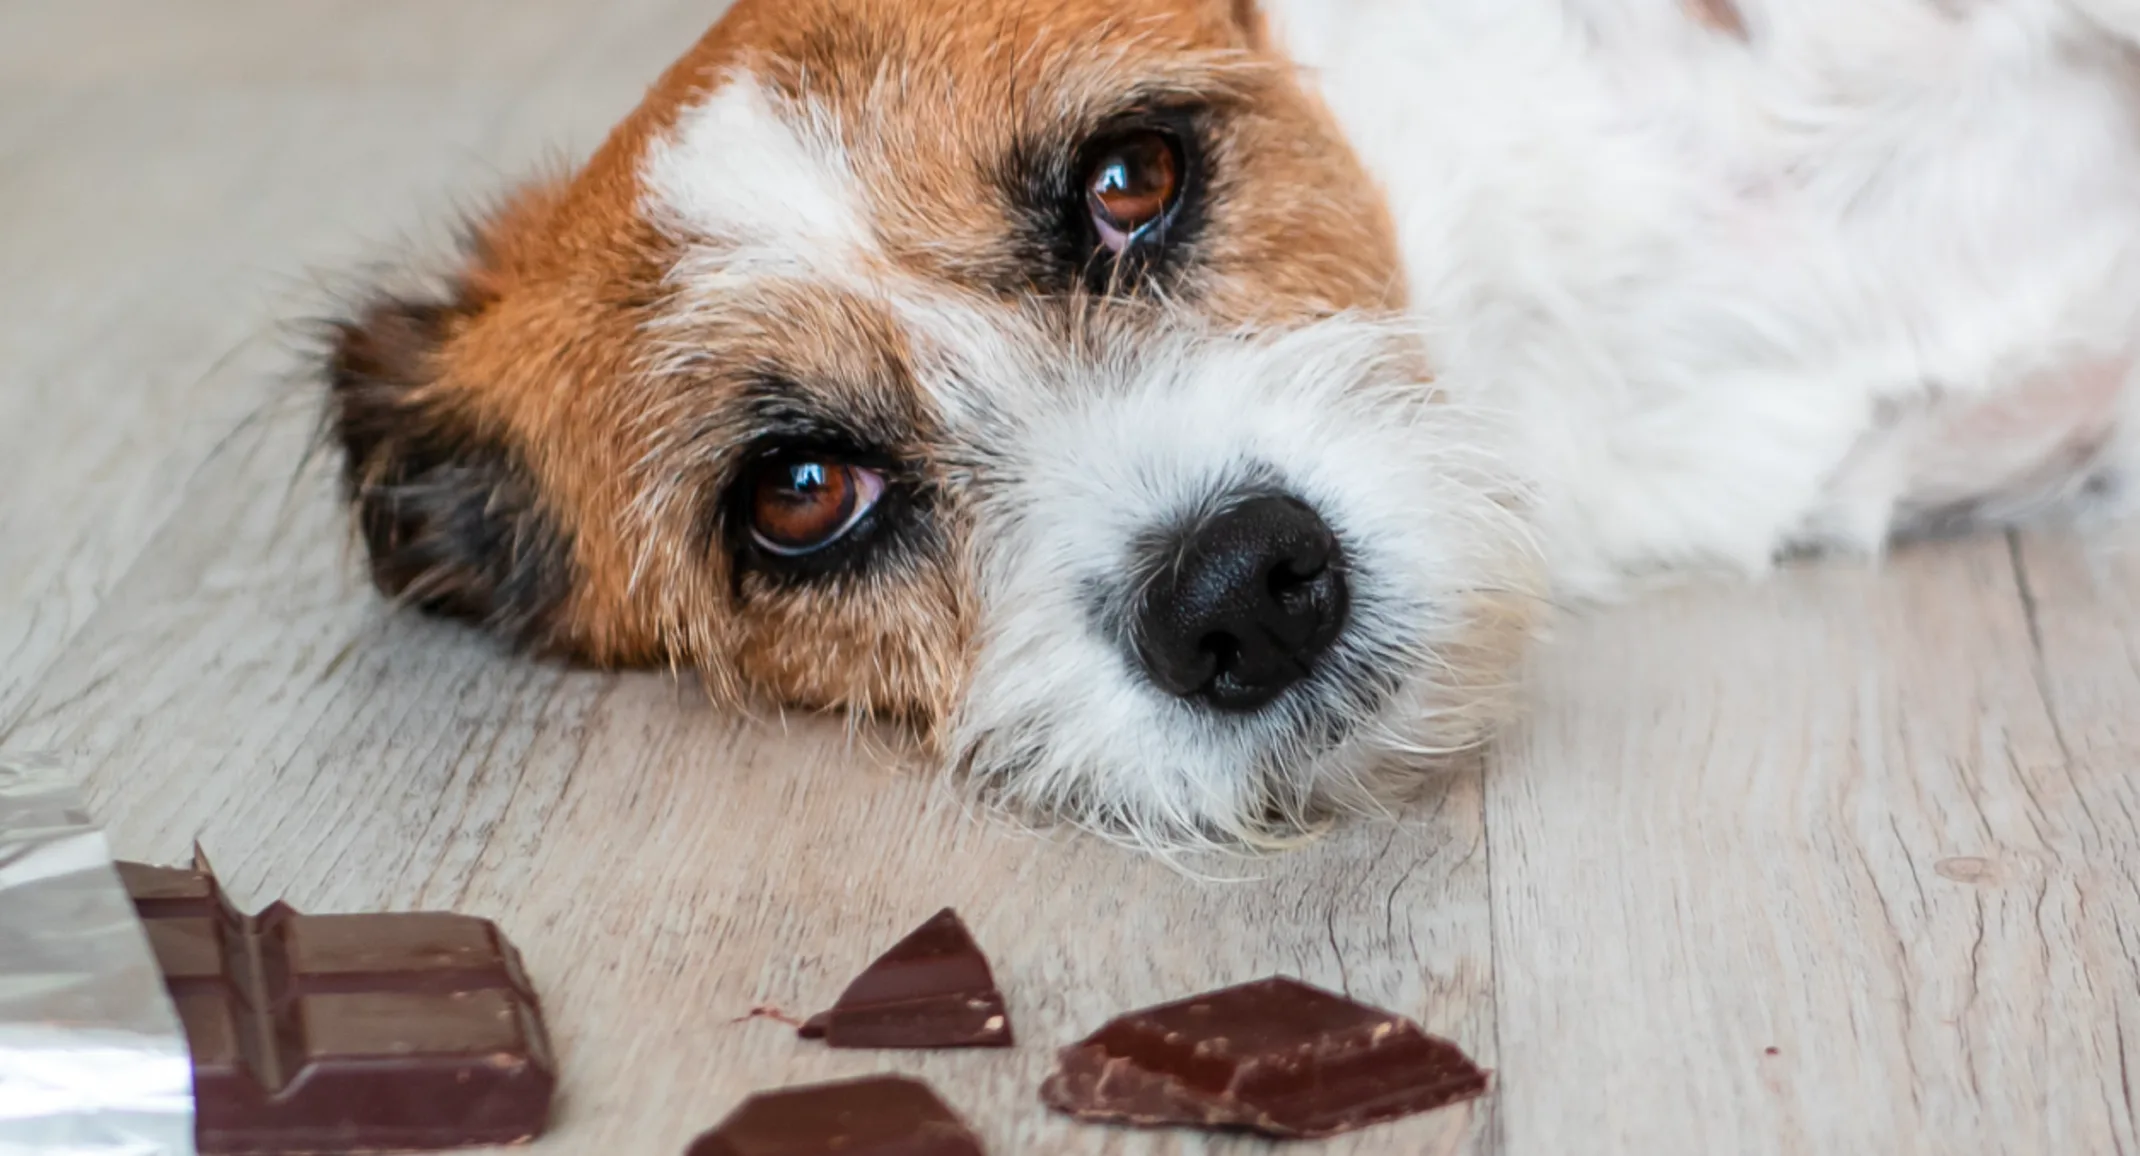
322,286,576,649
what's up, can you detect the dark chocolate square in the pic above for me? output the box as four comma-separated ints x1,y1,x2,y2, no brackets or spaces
117,859,557,1155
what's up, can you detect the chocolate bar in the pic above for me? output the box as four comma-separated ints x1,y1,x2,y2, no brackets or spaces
116,858,557,1154
685,1074,986,1155
1041,976,1487,1138
799,908,1012,1048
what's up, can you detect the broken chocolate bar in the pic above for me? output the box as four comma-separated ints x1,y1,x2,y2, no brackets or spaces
1040,976,1487,1139
685,1074,986,1156
799,907,1012,1048
116,858,557,1154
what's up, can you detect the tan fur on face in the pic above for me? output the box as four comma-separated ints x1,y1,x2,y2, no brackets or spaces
626,282,975,726
714,0,1405,320
332,0,1424,738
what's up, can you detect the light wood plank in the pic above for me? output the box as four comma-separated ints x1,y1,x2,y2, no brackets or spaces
2011,525,2140,1152
1486,537,2140,1155
0,0,717,728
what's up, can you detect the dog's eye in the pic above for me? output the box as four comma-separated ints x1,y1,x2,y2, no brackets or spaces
747,458,887,556
1084,130,1183,253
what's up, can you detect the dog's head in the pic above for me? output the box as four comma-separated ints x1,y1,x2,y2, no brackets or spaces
324,0,1539,848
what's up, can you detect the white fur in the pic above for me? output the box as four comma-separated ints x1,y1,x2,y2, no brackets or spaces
894,301,1526,847
641,77,876,285
1265,0,2140,592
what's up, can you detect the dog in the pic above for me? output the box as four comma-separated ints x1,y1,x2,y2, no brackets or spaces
324,0,2140,849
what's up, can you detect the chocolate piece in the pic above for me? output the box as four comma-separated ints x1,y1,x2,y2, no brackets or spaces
798,908,1011,1048
685,1075,985,1156
1040,976,1487,1139
116,858,557,1154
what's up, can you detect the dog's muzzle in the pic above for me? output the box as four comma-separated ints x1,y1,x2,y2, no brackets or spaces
1132,492,1351,712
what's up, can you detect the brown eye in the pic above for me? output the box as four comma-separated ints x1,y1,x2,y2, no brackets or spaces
748,459,887,556
1085,130,1182,252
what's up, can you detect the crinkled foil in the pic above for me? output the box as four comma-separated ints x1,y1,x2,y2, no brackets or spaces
0,753,196,1156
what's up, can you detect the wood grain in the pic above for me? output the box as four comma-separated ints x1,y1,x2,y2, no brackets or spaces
0,0,711,728
7,2,2140,1154
1490,536,2140,1156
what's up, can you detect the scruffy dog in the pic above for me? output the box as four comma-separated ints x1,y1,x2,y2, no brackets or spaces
325,0,2140,847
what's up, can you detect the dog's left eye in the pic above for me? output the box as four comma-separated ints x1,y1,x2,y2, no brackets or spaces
747,458,887,556
1083,129,1184,254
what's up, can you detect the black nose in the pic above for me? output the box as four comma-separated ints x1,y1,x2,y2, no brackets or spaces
1133,494,1350,712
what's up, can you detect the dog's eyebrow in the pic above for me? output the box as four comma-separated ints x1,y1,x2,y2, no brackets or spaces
738,375,905,455
1039,49,1268,130
997,76,1213,173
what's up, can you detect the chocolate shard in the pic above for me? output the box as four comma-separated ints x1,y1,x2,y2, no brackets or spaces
798,908,1012,1048
1040,976,1488,1139
685,1075,986,1156
116,858,557,1155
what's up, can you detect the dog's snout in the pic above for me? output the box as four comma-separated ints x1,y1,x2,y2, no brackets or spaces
1134,494,1350,712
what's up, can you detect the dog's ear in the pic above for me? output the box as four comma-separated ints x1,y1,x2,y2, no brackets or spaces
323,286,575,649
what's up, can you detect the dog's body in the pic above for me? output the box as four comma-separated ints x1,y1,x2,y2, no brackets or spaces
328,0,2140,847
1277,0,2140,589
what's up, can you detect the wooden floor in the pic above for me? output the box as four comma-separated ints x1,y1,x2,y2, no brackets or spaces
7,3,2140,1153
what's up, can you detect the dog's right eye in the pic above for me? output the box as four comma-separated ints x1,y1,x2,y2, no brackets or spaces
1050,111,1204,294
1084,130,1183,254
746,457,887,557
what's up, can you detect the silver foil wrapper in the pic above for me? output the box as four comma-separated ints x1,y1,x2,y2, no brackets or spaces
0,753,196,1156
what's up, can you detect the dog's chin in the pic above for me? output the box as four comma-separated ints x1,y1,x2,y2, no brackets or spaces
945,594,1531,852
